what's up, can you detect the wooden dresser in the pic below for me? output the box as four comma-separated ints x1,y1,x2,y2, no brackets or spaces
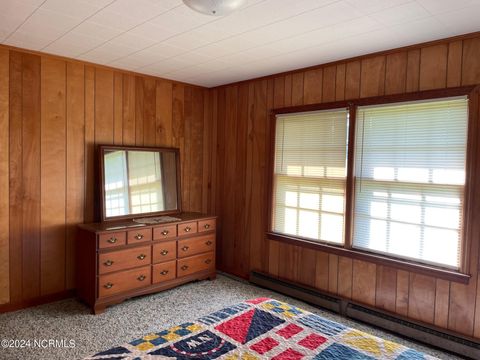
76,213,216,314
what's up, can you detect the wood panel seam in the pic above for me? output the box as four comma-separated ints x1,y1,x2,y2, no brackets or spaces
64,60,67,291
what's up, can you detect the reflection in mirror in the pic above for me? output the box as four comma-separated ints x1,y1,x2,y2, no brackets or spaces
103,149,178,219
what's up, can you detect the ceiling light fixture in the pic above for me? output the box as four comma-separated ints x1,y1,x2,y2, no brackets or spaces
183,0,247,16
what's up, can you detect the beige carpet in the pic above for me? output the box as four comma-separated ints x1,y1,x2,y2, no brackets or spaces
0,274,462,359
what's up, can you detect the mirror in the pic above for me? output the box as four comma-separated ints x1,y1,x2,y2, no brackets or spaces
99,146,181,221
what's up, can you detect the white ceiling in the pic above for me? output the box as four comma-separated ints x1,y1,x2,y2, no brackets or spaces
1,0,480,87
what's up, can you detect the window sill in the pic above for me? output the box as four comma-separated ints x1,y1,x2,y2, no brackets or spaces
267,232,471,284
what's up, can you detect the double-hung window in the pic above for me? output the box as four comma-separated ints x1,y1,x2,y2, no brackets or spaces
273,109,348,244
353,98,468,270
270,90,472,274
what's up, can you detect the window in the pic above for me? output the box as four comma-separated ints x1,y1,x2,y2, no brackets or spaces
270,89,473,275
273,109,348,244
353,98,468,270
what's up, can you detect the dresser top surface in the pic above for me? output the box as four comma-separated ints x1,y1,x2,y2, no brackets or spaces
78,212,216,233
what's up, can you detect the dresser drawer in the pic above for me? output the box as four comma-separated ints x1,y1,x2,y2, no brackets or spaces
178,221,198,237
127,228,152,244
198,219,216,233
98,265,151,298
98,246,151,274
152,241,176,263
153,224,177,241
177,252,214,277
178,234,215,258
98,232,126,249
152,260,176,284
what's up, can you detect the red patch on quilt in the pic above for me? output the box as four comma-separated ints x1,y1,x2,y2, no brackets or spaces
246,297,270,304
298,333,327,350
215,308,285,345
276,323,304,339
215,309,255,343
250,337,279,355
271,348,304,360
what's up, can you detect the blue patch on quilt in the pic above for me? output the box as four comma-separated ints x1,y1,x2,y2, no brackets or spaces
298,314,347,336
245,309,285,343
93,346,130,357
396,349,427,359
198,303,250,325
267,300,303,314
149,330,236,359
314,343,375,359
129,338,147,346
129,336,167,347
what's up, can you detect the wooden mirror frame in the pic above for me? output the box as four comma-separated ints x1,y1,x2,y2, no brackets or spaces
97,144,182,222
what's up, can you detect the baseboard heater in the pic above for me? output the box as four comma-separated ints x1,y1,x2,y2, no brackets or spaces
250,271,480,359
250,271,342,313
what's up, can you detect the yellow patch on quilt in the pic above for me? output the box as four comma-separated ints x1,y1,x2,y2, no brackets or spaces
261,303,275,310
163,332,181,342
242,352,260,360
142,334,159,341
383,339,403,354
135,342,155,351
224,351,260,360
186,324,203,332
342,329,402,356
261,302,302,318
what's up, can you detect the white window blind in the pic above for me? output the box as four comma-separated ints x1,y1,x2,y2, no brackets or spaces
353,97,468,269
273,109,348,244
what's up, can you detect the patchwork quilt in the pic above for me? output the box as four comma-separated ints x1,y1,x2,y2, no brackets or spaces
86,298,437,359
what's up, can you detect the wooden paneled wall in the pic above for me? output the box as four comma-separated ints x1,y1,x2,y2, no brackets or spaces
211,34,480,339
0,46,214,308
2,32,480,341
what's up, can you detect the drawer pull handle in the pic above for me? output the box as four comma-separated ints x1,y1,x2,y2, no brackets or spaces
107,237,117,244
134,233,144,240
104,260,114,266
205,240,213,246
104,282,113,289
137,275,146,281
161,250,169,256
160,270,169,275
161,230,169,236
137,254,147,260
204,224,210,229
184,226,191,233
205,259,212,265
181,265,189,271
181,246,189,252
